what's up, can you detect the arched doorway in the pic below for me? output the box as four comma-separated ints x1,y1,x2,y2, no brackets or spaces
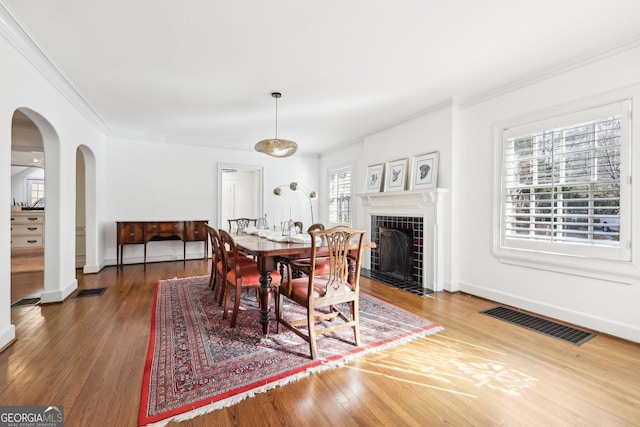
10,111,45,304
76,145,98,273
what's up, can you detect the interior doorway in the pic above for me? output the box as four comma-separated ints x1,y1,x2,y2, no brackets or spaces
218,164,264,231
10,111,45,304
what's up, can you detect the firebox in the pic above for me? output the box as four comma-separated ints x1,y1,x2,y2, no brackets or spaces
369,215,423,289
378,226,413,282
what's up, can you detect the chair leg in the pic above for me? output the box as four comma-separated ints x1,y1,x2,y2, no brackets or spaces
352,300,361,346
308,308,318,360
275,288,282,334
230,285,242,327
212,271,220,300
217,276,226,307
208,267,215,290
222,284,231,320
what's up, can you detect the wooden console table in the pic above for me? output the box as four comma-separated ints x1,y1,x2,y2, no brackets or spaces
116,220,208,268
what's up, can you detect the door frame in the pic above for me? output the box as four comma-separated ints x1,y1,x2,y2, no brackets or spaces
217,163,264,229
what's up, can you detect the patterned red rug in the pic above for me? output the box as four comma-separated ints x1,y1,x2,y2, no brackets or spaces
139,276,442,426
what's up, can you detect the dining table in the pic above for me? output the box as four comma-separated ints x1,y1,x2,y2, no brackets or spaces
233,231,374,338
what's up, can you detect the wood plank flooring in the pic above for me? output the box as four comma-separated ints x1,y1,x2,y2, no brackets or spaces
2,260,639,426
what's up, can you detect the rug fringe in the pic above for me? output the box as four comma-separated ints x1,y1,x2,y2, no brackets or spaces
141,325,443,427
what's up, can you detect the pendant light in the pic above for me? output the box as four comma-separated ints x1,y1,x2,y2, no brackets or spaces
255,92,298,157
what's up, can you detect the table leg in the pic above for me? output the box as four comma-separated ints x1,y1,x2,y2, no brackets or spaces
256,255,276,338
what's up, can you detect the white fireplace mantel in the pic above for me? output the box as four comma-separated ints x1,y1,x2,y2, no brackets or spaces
359,188,449,210
359,188,449,292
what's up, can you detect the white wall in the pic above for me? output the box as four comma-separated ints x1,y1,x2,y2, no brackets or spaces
456,46,640,342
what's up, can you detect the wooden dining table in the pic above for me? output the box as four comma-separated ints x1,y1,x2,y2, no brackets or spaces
233,232,374,338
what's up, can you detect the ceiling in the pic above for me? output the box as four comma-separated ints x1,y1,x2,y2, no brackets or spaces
2,1,640,156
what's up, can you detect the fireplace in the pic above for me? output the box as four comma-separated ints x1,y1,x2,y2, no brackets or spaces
360,189,448,294
369,216,424,291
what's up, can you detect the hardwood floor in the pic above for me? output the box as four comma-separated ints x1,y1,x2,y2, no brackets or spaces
11,248,44,303
2,260,639,426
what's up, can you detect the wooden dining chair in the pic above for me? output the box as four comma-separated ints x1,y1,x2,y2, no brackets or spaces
276,226,366,360
206,225,256,305
227,218,257,234
205,224,222,292
218,229,282,328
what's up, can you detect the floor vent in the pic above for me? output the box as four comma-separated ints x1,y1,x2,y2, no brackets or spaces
75,288,107,298
11,297,41,307
361,268,433,297
481,306,596,346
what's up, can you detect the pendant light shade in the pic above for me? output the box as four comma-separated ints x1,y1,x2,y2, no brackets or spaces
255,92,298,157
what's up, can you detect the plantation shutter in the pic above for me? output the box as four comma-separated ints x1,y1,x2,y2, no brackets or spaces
502,101,627,247
329,166,352,224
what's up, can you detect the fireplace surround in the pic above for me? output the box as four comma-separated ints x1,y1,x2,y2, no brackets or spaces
360,189,448,292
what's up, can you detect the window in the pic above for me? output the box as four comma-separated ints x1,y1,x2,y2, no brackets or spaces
28,179,45,207
495,99,633,279
328,166,352,225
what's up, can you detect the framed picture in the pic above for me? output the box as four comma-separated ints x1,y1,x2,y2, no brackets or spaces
384,158,408,192
410,151,439,190
365,163,385,193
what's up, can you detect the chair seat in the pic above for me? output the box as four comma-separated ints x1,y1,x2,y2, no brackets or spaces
216,256,256,277
227,263,282,287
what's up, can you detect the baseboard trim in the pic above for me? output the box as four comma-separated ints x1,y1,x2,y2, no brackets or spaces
40,279,77,303
459,281,640,343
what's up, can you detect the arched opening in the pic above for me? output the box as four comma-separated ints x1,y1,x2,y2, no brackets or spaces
10,111,44,304
76,145,98,273
13,108,75,305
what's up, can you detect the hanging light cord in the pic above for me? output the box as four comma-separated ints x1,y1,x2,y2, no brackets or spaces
274,94,278,140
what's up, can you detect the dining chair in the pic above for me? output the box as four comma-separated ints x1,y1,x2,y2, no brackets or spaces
276,226,366,360
207,225,256,305
205,223,222,292
227,218,257,234
218,229,282,328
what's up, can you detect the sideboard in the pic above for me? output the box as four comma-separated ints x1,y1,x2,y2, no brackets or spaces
116,220,208,268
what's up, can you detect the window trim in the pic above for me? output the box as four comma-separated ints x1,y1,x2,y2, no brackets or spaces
493,94,637,284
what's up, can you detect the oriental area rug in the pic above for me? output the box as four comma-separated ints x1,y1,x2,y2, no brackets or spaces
139,276,442,426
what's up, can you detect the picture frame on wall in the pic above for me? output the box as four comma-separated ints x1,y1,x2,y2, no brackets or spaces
410,151,439,190
384,158,408,192
364,162,385,193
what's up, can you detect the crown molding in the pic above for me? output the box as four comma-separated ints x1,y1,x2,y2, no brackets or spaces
0,2,110,132
460,38,640,109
